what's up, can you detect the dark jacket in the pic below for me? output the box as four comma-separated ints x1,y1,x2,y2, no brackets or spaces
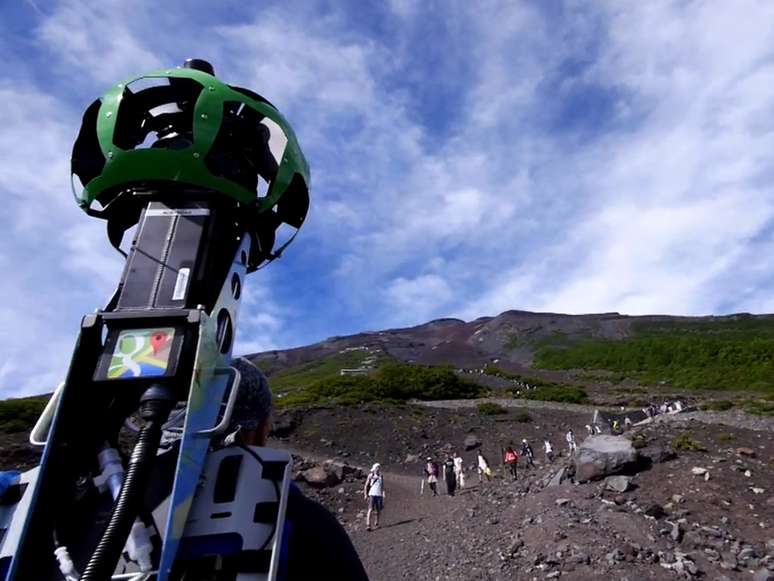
282,484,369,580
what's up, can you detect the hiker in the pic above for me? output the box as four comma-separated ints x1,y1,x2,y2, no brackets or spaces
442,454,457,496
424,457,440,496
543,439,554,463
624,416,632,430
565,429,577,455
612,419,621,434
585,424,593,435
224,358,368,580
503,445,519,481
364,462,385,531
453,451,465,489
593,424,602,435
477,451,492,482
520,439,535,468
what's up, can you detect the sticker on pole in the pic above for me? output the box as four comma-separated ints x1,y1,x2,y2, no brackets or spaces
106,328,176,378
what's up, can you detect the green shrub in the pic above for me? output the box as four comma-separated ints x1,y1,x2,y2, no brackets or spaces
714,432,735,442
0,397,47,433
702,400,734,412
477,402,507,415
522,385,588,404
672,432,707,452
512,410,532,423
276,363,484,407
742,399,774,416
534,318,774,392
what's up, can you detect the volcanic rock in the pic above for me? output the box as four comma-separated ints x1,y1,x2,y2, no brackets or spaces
301,465,341,488
574,435,638,482
464,433,482,451
605,475,632,492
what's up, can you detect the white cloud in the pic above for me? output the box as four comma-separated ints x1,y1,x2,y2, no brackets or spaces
453,1,774,320
36,0,164,85
383,274,453,323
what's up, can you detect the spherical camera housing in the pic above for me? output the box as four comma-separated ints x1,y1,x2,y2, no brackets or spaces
71,63,310,269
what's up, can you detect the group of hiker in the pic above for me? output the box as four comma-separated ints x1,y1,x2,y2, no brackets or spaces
421,430,577,491
362,430,581,530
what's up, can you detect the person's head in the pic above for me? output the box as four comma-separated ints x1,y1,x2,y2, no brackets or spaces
371,463,381,474
522,439,527,444
227,357,273,446
506,446,514,453
426,456,432,462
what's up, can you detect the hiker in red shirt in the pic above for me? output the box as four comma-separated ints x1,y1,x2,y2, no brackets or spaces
503,445,519,481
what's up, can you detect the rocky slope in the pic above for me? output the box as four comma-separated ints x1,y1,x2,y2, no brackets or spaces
251,310,774,375
281,403,774,581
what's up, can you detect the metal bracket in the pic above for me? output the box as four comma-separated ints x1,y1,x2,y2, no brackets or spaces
194,366,241,437
29,382,64,447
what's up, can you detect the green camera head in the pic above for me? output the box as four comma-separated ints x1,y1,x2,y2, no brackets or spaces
72,60,310,268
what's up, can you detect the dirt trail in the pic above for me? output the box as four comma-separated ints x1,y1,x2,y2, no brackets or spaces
419,398,774,432
349,467,511,581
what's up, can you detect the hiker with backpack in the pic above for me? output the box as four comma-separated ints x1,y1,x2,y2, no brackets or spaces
442,454,457,496
543,438,554,463
424,457,440,496
503,445,519,481
477,451,492,482
220,358,368,579
364,462,385,531
520,439,535,468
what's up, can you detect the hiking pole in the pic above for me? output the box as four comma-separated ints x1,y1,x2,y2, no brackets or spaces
2,59,310,581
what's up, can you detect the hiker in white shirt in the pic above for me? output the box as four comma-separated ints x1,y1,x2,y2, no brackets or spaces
565,429,577,455
477,451,492,482
543,439,554,463
363,463,385,531
453,451,465,489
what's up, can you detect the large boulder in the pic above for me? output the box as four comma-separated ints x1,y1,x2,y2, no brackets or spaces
301,466,341,488
574,435,639,482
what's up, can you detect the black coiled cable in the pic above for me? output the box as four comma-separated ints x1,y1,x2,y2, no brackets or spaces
80,386,174,580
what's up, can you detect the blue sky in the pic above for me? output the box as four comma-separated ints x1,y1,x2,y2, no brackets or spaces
2,0,774,398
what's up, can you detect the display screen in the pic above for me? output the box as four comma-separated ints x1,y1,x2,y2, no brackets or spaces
106,327,176,379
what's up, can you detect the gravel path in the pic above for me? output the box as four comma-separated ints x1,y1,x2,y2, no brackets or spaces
416,398,774,432
416,397,600,414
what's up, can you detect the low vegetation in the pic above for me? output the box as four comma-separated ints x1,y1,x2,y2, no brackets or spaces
702,400,735,412
534,316,774,392
477,402,508,415
484,366,590,404
255,351,391,393
672,432,707,452
0,397,47,434
742,398,774,417
277,363,484,407
522,385,589,404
